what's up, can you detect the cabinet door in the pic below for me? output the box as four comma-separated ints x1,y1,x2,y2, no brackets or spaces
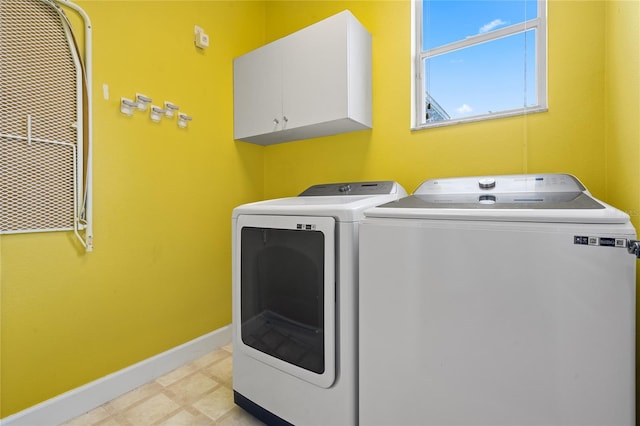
233,42,283,140
281,14,348,130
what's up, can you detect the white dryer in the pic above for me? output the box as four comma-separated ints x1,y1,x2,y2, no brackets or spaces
359,174,637,426
232,181,407,425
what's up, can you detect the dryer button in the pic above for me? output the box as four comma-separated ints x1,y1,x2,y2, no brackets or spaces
339,184,352,193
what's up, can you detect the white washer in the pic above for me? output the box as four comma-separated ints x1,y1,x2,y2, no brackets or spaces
359,174,637,426
232,181,407,425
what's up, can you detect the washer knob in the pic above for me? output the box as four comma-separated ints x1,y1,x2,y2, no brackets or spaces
339,184,352,193
479,195,496,204
479,178,496,189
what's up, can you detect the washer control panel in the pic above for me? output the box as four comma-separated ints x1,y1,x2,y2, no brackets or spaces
415,174,586,195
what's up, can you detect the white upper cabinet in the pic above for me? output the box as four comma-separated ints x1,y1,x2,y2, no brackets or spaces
233,10,372,146
233,42,283,140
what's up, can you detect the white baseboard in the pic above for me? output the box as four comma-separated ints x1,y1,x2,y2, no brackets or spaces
0,325,232,426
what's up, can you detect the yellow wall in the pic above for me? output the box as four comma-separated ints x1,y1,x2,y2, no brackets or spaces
263,0,608,198
1,0,638,419
604,0,640,411
0,0,266,417
262,0,639,413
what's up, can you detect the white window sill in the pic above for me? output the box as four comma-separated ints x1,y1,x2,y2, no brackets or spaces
411,106,548,132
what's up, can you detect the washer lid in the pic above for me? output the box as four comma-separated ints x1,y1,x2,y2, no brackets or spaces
366,197,630,224
388,191,604,210
366,174,631,224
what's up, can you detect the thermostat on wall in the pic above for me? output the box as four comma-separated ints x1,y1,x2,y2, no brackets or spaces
194,25,209,49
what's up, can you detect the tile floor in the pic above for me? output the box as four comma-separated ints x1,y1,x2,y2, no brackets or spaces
62,344,264,426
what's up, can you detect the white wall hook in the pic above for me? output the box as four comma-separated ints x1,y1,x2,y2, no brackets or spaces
177,112,192,128
150,105,166,122
135,93,152,111
120,97,137,116
164,101,179,118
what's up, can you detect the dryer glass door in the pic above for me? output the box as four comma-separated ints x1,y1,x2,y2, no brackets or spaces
235,215,336,388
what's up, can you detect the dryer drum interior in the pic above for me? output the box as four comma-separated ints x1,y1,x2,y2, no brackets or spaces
240,226,325,374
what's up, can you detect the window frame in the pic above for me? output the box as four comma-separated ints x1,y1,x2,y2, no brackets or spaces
411,0,548,129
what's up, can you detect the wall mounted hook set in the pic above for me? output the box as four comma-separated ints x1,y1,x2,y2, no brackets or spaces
120,93,192,128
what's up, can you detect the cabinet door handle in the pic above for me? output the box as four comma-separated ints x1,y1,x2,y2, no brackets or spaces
273,118,279,125
283,116,288,123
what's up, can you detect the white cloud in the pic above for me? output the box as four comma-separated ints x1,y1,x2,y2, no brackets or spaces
457,104,473,114
479,19,507,34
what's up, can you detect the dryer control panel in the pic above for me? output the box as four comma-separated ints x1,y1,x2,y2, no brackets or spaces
300,181,400,196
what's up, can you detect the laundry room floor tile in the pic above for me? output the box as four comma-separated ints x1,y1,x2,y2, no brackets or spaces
62,344,264,426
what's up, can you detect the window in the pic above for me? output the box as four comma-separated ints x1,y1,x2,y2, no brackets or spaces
412,0,547,128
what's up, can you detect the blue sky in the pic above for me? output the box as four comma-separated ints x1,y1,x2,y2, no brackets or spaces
422,0,539,120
